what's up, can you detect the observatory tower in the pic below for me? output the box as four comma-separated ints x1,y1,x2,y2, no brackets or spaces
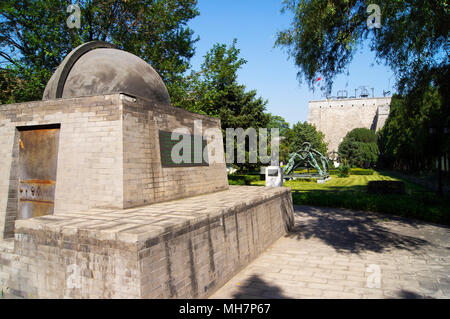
307,88,391,154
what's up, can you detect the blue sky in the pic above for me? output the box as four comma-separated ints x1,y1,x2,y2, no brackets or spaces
188,0,396,126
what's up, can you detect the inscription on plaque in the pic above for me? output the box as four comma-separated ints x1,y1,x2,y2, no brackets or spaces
159,130,209,167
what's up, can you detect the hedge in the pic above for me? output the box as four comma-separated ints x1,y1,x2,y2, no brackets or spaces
293,168,374,175
228,174,260,185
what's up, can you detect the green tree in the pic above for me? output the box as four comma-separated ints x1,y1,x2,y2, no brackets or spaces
338,128,379,168
175,40,270,171
0,0,199,103
267,114,290,136
267,114,293,163
275,0,448,95
0,66,51,104
177,40,270,129
275,0,449,183
378,87,448,172
291,121,327,156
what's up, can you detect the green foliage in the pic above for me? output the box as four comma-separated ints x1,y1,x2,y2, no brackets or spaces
267,114,290,136
291,191,450,226
324,168,374,175
290,121,327,156
267,114,293,163
0,0,199,103
345,128,378,144
350,168,374,175
0,66,51,104
293,167,373,175
175,40,270,128
378,87,449,172
276,0,449,177
174,40,270,172
275,0,448,95
228,174,260,185
250,170,449,225
367,180,405,194
337,163,350,178
339,128,379,168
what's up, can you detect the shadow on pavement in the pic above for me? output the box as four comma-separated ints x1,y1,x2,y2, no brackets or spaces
396,289,434,299
231,275,290,299
287,205,430,254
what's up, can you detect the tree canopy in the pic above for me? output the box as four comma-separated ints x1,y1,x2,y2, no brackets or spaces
338,127,379,168
173,40,271,171
174,39,270,130
290,121,327,156
276,0,449,178
267,114,294,163
0,0,199,103
378,87,449,172
275,0,449,95
267,114,291,137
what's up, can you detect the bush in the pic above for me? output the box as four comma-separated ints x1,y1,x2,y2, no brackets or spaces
337,164,350,178
293,169,317,174
328,169,339,175
350,168,374,175
368,180,405,194
291,191,450,226
338,128,379,168
228,174,260,185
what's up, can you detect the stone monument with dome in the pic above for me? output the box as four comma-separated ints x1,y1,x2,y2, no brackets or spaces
0,42,294,298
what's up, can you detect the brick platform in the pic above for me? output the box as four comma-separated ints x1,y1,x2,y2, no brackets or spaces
0,93,228,240
0,186,294,298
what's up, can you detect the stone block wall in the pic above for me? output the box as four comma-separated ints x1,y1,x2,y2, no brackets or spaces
0,95,124,240
139,188,294,298
307,97,391,153
121,95,228,208
1,228,141,298
0,186,294,299
0,93,228,239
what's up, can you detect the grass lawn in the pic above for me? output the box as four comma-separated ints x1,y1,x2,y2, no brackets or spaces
242,171,450,226
251,171,425,192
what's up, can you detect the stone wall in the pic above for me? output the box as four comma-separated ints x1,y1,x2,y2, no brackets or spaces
0,186,294,299
121,95,227,208
0,94,124,240
307,97,391,153
0,94,228,240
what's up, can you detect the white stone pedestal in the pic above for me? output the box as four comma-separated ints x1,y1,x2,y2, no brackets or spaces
265,166,283,187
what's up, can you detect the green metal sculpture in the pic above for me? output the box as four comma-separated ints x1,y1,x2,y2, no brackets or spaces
283,142,329,177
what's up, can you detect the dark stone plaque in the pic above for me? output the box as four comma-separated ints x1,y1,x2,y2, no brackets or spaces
159,130,209,167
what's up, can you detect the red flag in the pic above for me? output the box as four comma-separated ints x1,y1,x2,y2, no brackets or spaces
316,76,322,82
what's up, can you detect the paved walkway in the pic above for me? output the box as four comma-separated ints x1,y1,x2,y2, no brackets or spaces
210,205,450,299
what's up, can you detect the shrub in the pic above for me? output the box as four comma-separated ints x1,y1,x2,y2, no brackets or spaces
328,169,339,175
350,168,374,175
228,174,260,185
337,164,350,178
367,180,405,194
291,191,450,226
338,128,379,168
293,169,317,174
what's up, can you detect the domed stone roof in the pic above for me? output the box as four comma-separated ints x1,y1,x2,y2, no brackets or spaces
42,41,170,104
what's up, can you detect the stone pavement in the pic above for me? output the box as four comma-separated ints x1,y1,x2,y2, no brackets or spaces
210,205,450,299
